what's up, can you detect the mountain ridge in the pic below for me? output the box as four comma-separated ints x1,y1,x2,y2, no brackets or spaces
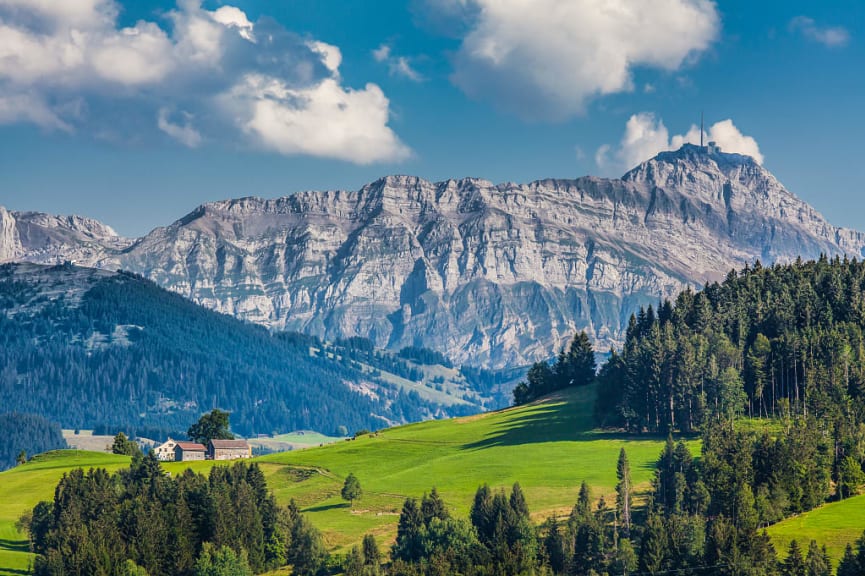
2,146,863,367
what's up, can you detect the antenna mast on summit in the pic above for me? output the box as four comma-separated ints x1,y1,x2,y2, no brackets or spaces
700,111,704,148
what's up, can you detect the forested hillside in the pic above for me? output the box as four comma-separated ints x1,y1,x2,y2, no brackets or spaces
0,263,479,438
0,413,66,471
595,255,865,436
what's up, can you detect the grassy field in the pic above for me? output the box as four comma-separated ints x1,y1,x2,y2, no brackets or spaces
767,493,865,565
0,386,688,574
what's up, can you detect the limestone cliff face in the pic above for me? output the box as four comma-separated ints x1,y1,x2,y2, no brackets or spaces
3,145,863,367
0,206,22,262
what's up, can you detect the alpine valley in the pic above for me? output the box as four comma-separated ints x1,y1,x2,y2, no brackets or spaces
2,145,862,369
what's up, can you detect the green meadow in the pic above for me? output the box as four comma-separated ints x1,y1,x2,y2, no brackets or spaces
0,385,687,574
4,385,864,572
256,385,692,551
767,493,865,565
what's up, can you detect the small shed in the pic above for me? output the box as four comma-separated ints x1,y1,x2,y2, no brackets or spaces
208,439,252,461
153,438,178,461
174,441,207,462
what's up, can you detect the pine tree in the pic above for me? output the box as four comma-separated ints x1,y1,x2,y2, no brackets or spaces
361,534,380,567
836,544,859,576
420,487,449,525
616,448,633,537
558,331,596,390
638,514,668,575
781,540,806,576
804,540,831,576
393,498,424,562
509,482,529,521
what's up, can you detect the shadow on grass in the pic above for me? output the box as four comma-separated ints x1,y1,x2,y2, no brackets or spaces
460,396,675,451
0,538,29,554
304,502,349,513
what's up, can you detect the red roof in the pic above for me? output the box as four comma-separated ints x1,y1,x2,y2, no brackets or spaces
175,442,206,451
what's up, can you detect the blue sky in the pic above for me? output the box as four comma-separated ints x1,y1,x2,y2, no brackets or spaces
1,0,863,237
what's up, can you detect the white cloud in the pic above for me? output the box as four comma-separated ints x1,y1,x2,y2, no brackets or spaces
372,43,423,82
220,75,411,164
211,6,254,42
0,92,72,131
157,107,202,148
789,16,849,48
0,0,410,164
425,0,719,121
307,41,342,75
596,113,763,174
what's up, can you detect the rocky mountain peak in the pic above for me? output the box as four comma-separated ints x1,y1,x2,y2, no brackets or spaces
623,144,768,192
3,153,865,367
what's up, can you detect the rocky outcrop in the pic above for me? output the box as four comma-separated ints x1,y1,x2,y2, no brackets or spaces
0,206,22,262
3,145,863,367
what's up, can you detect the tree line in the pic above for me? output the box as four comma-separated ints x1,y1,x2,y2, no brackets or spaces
20,455,327,576
345,429,862,576
594,256,865,435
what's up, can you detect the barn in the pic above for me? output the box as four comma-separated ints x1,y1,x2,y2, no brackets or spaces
208,439,252,460
174,441,207,461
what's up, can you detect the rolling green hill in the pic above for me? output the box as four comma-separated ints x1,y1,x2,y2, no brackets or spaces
0,385,686,574
767,493,865,565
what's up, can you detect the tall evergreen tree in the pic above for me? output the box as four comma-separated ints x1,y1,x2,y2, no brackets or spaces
616,448,633,537
781,540,806,576
804,540,831,576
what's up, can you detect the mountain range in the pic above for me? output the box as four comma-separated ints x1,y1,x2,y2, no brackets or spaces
0,262,491,436
2,144,863,368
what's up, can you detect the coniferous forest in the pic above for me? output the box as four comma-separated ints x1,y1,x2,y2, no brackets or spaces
594,256,865,434
0,413,66,471
0,263,476,438
21,456,326,576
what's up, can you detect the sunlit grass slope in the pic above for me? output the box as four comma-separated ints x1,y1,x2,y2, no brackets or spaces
768,493,865,565
0,385,689,573
257,385,692,551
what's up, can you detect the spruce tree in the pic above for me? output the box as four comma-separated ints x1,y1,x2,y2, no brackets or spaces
804,540,831,576
836,544,859,576
509,482,529,521
638,513,668,575
781,540,806,576
616,448,633,536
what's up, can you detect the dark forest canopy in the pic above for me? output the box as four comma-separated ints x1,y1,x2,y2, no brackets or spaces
0,413,66,471
595,255,865,435
0,263,474,438
22,456,327,576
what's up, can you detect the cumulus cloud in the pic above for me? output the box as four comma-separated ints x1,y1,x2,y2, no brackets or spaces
220,75,411,164
789,16,850,48
0,0,410,163
372,44,423,82
424,0,719,121
596,113,763,174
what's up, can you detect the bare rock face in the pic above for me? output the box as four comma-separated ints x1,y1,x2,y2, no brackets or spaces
0,209,132,265
4,145,864,367
0,206,22,262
